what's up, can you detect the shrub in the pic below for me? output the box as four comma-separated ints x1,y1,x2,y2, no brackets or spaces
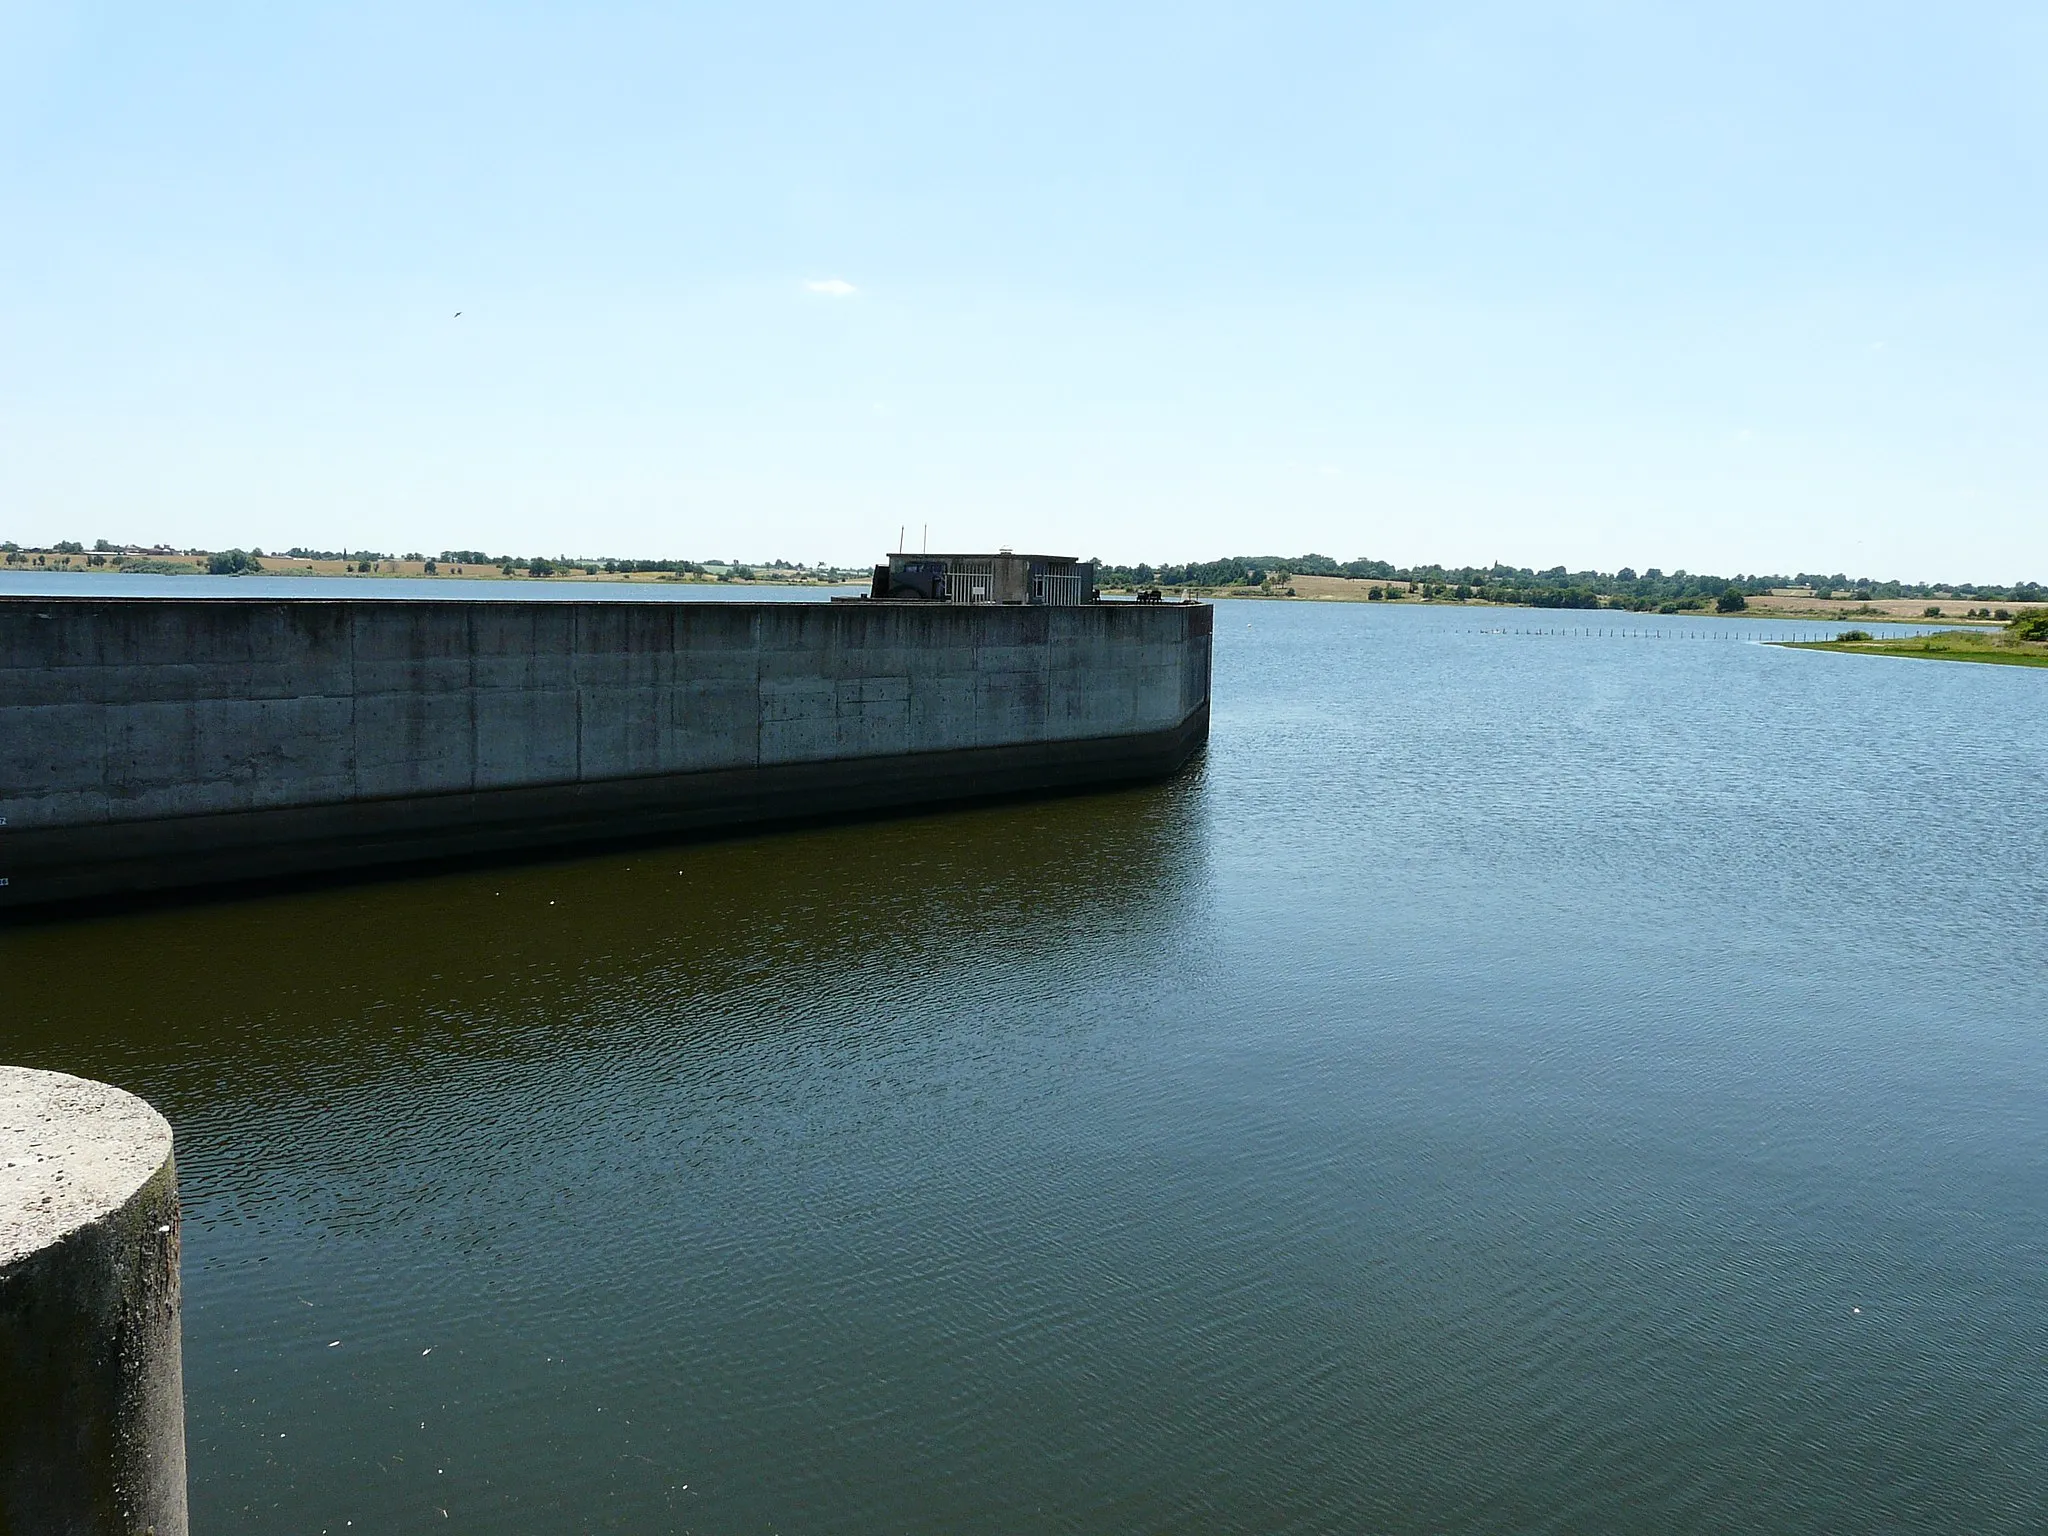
1525,586,1601,609
2008,610,2048,642
1923,606,1943,617
529,557,556,577
1716,587,1748,613
206,548,263,575
1837,629,1872,642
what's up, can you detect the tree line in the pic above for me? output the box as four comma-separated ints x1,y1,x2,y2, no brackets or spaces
1094,554,2047,611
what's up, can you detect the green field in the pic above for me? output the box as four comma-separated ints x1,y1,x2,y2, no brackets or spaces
1778,629,2048,669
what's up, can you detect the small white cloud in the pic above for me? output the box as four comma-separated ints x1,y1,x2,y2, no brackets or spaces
805,278,857,297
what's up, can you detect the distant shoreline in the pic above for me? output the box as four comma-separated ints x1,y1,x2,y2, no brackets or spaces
10,561,2042,628
1105,577,2028,627
0,559,851,589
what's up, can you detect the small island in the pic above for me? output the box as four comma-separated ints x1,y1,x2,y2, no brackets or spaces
1776,612,2048,669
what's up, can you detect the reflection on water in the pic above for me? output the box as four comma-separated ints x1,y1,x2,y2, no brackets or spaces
6,786,1210,1534
6,604,2048,1535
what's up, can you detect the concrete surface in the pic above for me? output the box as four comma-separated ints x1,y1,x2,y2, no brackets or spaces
0,597,1211,906
0,1067,186,1535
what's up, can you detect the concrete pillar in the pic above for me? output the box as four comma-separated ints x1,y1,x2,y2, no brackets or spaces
1,1067,187,1536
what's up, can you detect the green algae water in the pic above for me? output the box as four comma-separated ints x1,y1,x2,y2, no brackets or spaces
7,603,2046,1534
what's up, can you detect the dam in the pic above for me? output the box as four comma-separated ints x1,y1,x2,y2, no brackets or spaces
0,586,1211,910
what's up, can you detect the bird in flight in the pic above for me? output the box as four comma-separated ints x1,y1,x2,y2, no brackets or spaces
453,311,462,318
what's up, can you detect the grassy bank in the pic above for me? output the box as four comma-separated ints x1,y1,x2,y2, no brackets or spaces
1776,629,2048,669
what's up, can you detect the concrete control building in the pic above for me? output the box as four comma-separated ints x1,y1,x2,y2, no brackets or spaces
871,552,1095,606
1,584,1210,909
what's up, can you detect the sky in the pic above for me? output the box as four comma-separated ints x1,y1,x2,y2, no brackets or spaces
2,1,2045,579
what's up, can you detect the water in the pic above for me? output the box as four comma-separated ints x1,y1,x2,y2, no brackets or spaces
6,603,2045,1534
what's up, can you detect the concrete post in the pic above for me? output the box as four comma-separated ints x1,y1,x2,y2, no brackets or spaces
1,1067,187,1536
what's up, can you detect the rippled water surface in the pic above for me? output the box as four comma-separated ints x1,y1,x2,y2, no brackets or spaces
8,604,2047,1534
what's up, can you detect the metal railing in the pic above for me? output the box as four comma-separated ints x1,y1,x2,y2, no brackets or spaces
946,561,998,604
1033,572,1086,606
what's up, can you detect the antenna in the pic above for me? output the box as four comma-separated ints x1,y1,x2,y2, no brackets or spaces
922,523,928,554
898,524,904,555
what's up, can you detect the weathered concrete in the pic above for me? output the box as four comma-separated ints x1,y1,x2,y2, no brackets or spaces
0,1067,186,1536
0,597,1211,906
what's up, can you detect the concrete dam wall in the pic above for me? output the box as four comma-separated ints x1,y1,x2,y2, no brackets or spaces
0,596,1211,908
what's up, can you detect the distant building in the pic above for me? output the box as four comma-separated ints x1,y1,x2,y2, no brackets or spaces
871,551,1095,606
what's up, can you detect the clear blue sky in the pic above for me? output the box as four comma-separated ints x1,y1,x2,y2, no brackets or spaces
4,2,2044,578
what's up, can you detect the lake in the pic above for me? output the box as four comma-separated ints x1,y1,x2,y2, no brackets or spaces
6,601,2044,1534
